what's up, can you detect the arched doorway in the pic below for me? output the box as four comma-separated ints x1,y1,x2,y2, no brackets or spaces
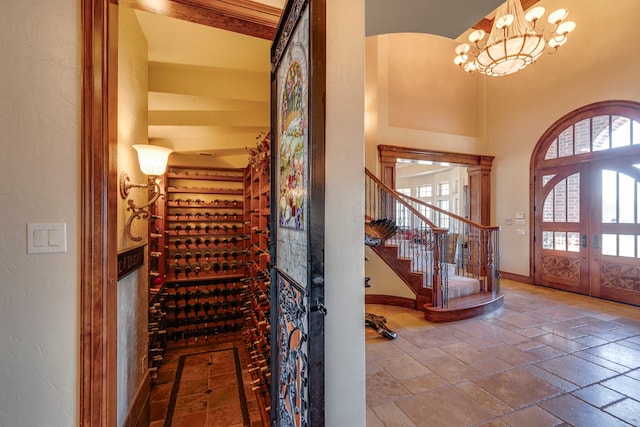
531,100,640,306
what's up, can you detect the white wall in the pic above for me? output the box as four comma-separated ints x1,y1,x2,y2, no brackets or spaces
0,1,79,426
325,0,366,425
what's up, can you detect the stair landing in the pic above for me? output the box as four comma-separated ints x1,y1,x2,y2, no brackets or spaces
423,292,504,323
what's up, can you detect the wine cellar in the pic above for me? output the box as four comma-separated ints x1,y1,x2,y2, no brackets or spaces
147,163,271,425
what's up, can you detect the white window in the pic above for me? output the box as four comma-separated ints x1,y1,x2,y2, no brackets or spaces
438,182,449,196
437,199,450,228
417,185,432,198
396,187,411,196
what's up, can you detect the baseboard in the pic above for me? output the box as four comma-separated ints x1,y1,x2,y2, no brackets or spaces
365,294,416,309
123,369,151,427
500,271,533,284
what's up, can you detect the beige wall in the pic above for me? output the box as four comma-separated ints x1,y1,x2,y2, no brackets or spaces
325,0,366,425
0,0,79,425
117,7,151,425
486,0,640,275
366,0,640,278
365,33,486,174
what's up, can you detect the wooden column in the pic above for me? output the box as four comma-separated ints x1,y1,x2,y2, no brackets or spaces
466,156,493,226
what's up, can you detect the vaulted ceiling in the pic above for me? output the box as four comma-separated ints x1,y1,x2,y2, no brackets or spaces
118,0,532,166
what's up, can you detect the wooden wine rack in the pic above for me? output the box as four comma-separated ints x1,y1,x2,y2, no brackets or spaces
242,164,272,418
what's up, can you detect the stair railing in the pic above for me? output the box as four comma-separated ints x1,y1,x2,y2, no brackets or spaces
365,168,500,309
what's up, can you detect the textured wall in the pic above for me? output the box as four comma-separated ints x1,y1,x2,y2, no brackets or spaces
0,0,79,425
117,6,151,426
325,0,367,425
486,0,640,276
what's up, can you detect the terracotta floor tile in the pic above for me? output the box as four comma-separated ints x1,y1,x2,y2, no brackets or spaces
206,404,244,427
573,350,631,373
150,382,173,402
469,357,513,375
533,333,589,353
455,381,512,416
370,402,417,427
604,398,640,426
540,323,588,340
499,405,562,427
512,326,548,338
626,368,640,381
424,355,483,384
366,370,411,408
398,373,449,395
482,343,541,366
525,344,566,360
539,394,630,427
571,383,625,408
403,328,461,349
535,354,618,387
585,342,640,369
520,365,579,393
366,408,385,427
472,368,561,409
572,334,609,348
207,386,242,409
396,386,492,427
377,353,432,380
440,341,493,364
171,410,208,427
601,375,640,401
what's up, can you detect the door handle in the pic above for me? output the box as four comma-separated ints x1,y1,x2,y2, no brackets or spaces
582,234,587,248
594,235,599,249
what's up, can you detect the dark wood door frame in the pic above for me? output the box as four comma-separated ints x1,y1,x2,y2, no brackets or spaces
378,145,494,225
80,1,118,425
80,1,282,424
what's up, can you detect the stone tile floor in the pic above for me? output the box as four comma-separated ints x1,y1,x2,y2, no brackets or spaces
150,339,267,427
365,280,640,427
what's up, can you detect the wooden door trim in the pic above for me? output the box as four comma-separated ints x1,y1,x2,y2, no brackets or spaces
377,144,494,225
116,0,281,40
81,0,118,425
529,100,640,284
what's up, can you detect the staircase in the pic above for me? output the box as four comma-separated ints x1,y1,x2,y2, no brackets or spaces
365,169,504,322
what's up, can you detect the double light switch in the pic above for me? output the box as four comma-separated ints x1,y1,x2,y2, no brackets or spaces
27,223,67,254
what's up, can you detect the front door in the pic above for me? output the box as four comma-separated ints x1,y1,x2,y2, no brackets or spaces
533,102,640,307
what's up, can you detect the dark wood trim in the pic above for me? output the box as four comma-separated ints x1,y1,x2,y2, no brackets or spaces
423,292,504,323
379,145,494,168
499,271,533,284
80,0,118,425
378,144,494,225
365,294,416,309
122,371,151,427
117,0,281,40
529,100,640,283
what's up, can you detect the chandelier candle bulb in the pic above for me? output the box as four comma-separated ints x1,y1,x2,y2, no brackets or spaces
454,0,576,77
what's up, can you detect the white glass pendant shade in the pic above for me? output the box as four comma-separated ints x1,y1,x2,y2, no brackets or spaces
133,144,173,176
453,0,575,77
548,8,569,25
525,6,545,22
477,34,545,76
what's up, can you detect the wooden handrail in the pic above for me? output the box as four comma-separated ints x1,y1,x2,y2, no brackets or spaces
365,167,501,309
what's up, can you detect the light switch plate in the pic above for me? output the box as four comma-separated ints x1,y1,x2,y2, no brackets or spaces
27,223,67,254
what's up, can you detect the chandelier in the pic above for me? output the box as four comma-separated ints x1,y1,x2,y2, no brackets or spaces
454,0,576,77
